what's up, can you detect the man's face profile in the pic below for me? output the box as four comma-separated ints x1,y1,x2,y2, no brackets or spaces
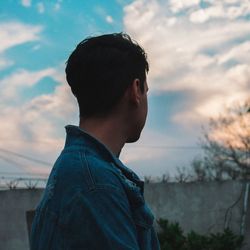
126,79,149,143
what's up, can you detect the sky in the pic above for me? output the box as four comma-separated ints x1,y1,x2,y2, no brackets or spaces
0,0,250,180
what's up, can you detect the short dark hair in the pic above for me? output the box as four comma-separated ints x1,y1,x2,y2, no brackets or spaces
65,33,149,118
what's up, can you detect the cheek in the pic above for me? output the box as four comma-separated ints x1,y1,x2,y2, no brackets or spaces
145,99,148,117
141,100,148,126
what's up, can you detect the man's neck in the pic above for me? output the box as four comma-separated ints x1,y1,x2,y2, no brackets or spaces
79,116,127,157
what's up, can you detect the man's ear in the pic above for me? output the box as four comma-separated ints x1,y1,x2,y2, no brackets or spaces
129,78,141,105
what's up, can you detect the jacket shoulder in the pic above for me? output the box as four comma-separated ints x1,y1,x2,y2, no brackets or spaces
53,148,125,193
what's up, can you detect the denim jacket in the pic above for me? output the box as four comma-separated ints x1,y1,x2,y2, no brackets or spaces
31,125,160,250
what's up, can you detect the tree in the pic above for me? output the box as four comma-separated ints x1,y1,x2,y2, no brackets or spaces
175,166,192,183
199,99,250,181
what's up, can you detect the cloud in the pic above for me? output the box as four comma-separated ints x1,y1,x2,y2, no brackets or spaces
21,0,32,7
121,0,250,173
0,68,56,102
120,127,197,177
0,62,78,175
0,21,42,73
0,66,77,124
169,0,200,13
54,3,61,11
121,128,174,164
94,5,114,24
217,41,250,65
0,19,75,176
190,1,250,23
123,0,250,123
189,5,224,23
106,15,114,24
0,21,42,53
0,57,14,70
37,2,45,14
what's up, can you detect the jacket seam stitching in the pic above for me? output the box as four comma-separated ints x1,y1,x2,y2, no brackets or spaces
79,150,95,191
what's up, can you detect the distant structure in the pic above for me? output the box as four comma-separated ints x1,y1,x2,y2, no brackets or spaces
0,180,249,250
0,173,47,190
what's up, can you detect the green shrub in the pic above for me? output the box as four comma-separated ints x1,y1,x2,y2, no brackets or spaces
186,231,209,250
157,219,244,250
157,219,185,250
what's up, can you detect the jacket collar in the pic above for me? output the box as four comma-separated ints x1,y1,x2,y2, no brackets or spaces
65,125,144,190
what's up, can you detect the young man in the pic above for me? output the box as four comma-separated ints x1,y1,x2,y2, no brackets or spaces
31,33,160,250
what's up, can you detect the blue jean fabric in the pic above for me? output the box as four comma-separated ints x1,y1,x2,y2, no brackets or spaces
30,125,160,250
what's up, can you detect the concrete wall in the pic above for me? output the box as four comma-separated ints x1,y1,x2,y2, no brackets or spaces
144,180,250,249
0,189,43,250
145,181,245,233
0,181,249,250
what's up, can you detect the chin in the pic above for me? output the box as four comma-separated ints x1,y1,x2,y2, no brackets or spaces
126,133,141,143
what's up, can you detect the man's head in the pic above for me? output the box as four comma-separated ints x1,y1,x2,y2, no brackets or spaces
65,33,149,118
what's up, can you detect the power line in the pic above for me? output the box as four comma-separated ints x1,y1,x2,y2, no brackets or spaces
0,154,29,168
0,136,202,149
0,145,201,171
0,155,50,178
126,145,201,149
0,148,52,166
0,171,48,177
0,137,62,145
